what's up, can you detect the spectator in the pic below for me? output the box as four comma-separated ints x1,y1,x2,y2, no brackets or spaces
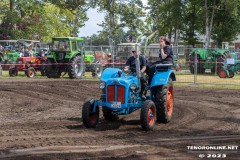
24,48,30,57
19,48,24,57
28,47,34,57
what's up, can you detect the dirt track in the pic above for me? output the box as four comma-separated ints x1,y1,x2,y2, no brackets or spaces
0,79,239,160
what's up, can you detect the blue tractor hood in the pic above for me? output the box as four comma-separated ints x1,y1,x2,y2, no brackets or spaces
100,68,139,87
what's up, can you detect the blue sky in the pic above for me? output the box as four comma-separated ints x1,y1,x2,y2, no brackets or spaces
78,0,148,37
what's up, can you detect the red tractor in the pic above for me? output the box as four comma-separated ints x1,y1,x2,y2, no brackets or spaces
9,56,47,78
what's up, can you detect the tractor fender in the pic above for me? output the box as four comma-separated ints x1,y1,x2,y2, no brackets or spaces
100,68,125,82
150,71,176,87
70,53,82,60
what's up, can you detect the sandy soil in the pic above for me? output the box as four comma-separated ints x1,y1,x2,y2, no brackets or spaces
0,79,239,160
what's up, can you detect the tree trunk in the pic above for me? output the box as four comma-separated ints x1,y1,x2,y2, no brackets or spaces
204,0,209,49
205,0,216,49
10,0,14,11
72,6,80,37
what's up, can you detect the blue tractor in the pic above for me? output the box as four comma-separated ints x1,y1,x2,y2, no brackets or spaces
82,47,176,131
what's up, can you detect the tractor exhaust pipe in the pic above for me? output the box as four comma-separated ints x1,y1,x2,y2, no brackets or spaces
135,44,141,93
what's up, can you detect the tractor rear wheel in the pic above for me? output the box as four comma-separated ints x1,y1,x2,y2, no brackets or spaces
26,67,36,78
102,107,119,121
68,56,84,79
140,100,156,131
40,61,46,76
45,59,60,78
153,78,174,123
9,67,18,77
82,98,99,128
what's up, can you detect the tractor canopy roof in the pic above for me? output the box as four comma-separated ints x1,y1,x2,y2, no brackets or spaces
117,43,141,46
0,40,18,43
52,37,84,42
17,39,40,47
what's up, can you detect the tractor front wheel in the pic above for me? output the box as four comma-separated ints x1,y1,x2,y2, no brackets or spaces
140,100,156,131
26,67,36,78
82,98,99,128
153,78,174,123
68,56,84,79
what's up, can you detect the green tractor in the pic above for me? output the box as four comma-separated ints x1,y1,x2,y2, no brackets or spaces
189,48,229,74
44,37,85,79
0,40,19,70
218,51,240,78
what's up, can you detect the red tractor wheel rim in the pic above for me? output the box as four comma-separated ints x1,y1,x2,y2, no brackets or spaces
147,105,155,126
166,86,173,117
219,70,227,78
29,70,34,77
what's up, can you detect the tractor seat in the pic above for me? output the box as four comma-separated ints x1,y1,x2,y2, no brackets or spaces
155,63,173,71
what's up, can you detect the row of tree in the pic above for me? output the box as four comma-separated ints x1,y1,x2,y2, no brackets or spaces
0,0,240,48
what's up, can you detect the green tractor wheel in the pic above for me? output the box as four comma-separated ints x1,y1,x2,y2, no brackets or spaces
40,61,46,76
68,56,85,79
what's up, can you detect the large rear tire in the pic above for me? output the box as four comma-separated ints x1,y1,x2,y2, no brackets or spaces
68,56,85,79
153,78,174,123
45,59,60,78
40,61,46,76
82,98,99,128
140,100,156,131
9,67,18,77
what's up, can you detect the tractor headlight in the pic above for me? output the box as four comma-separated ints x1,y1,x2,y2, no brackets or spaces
99,81,105,89
130,83,137,91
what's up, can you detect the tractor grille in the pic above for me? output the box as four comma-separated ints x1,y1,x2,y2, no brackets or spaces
107,85,125,103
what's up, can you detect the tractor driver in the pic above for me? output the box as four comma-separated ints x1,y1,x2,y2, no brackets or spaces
124,46,147,98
